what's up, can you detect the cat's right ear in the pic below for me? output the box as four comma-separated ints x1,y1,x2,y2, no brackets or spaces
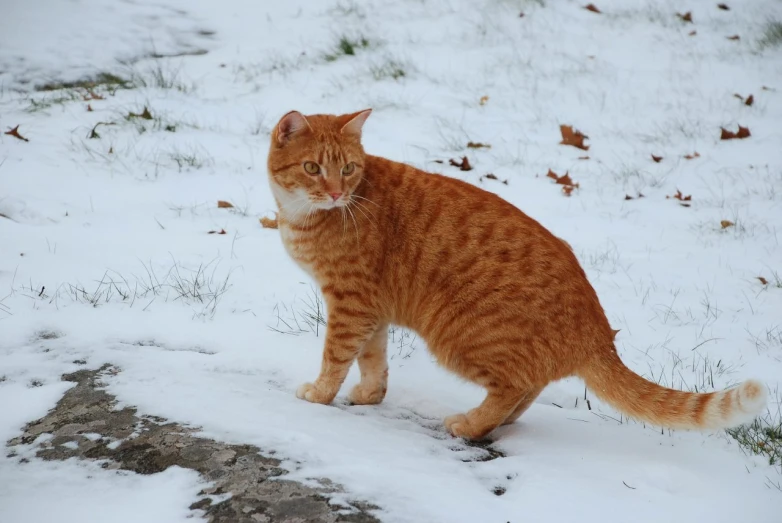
275,110,311,146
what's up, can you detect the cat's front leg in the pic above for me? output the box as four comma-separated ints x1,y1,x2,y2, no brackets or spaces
349,324,389,405
296,306,379,405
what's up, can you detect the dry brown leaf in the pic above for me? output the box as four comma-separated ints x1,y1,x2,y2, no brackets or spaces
720,125,751,140
208,229,227,235
717,3,730,10
217,200,234,208
667,189,692,203
677,11,693,23
87,104,93,112
726,34,740,41
559,125,590,151
466,141,491,149
449,156,473,171
683,151,701,160
651,154,663,163
4,125,29,142
584,4,601,13
557,173,576,186
689,30,697,36
757,276,769,285
479,95,489,106
546,169,579,196
745,95,754,106
720,220,734,229
260,216,278,229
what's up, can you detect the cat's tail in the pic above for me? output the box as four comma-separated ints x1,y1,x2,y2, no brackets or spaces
579,349,766,430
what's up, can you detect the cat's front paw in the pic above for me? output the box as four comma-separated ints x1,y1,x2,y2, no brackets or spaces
296,382,335,404
444,413,476,439
348,383,386,405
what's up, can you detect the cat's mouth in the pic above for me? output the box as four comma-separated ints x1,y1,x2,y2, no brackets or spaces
311,197,349,210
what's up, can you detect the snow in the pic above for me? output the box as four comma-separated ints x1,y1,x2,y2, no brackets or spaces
1,0,782,521
1,458,204,523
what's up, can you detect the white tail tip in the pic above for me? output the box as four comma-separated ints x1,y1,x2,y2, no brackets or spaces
738,379,767,414
730,379,767,427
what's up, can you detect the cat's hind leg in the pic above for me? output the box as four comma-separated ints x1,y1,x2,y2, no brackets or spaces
349,324,389,405
501,386,544,426
445,386,528,440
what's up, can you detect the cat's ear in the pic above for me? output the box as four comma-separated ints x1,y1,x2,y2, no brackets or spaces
340,109,372,138
276,110,311,145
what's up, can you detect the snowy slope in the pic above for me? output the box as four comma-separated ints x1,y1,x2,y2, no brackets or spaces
1,0,781,522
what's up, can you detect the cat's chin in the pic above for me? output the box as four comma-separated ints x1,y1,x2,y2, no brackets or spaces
311,200,348,211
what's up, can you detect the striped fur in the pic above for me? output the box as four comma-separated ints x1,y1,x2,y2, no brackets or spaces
266,109,767,441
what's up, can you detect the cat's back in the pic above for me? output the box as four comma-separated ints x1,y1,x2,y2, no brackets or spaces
364,154,556,251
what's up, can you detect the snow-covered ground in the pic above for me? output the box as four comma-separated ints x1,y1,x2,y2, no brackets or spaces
2,0,781,521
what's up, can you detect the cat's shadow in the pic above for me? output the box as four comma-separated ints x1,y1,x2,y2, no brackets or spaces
332,397,509,463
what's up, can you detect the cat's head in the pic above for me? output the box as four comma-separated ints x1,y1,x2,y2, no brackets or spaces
267,109,371,218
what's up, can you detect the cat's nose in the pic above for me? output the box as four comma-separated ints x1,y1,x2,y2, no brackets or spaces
329,192,343,201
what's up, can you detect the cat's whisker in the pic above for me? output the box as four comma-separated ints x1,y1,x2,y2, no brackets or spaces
288,197,312,221
280,193,314,223
349,199,377,224
305,203,316,230
347,193,378,221
298,199,314,230
348,200,374,226
344,202,360,242
351,194,380,208
339,206,348,236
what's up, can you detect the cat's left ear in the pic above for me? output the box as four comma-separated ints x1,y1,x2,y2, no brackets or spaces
276,110,312,146
340,109,372,138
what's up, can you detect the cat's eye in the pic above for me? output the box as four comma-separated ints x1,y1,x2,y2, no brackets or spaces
303,161,320,175
341,162,355,176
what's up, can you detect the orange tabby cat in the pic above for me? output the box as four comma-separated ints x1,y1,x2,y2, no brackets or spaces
266,109,766,440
